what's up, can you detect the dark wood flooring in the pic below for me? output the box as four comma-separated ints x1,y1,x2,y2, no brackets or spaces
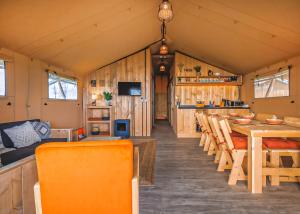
139,120,300,214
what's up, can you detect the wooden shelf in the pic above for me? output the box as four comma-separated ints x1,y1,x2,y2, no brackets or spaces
177,75,238,79
89,132,111,137
87,106,111,109
85,106,114,137
87,120,111,123
176,82,242,86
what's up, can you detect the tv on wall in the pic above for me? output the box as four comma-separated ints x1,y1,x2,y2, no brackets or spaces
118,82,142,96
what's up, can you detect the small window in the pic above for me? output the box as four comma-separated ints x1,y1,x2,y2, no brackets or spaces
254,68,289,98
0,60,5,96
48,72,78,100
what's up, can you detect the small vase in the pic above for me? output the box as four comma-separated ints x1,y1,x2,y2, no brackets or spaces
105,100,112,106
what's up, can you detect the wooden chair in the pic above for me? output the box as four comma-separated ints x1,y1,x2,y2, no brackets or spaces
201,114,218,155
218,119,249,185
207,116,222,163
197,113,211,149
195,112,207,147
34,140,139,214
211,117,234,172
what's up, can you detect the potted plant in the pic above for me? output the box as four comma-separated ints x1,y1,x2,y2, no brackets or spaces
194,65,201,81
103,91,112,106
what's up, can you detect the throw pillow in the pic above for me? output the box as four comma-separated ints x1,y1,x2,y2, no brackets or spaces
31,121,51,139
0,134,4,149
0,130,15,148
4,121,41,148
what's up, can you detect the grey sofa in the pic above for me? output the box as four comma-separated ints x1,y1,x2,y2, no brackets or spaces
0,119,71,166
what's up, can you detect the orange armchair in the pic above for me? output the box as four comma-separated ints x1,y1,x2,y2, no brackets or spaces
34,140,139,214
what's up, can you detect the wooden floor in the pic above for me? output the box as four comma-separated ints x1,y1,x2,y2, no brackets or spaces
140,120,300,214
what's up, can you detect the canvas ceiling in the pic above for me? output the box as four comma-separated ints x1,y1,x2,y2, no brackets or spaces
0,0,299,75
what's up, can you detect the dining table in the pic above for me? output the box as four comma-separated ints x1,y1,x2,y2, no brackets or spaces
230,119,300,193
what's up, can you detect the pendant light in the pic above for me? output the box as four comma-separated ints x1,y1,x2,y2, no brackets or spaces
160,42,168,55
159,23,168,55
158,0,174,23
159,64,166,72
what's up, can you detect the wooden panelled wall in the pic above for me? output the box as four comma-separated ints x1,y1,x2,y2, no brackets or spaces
174,52,240,105
84,49,152,136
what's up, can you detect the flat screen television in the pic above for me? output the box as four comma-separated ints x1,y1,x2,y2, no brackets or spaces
118,82,142,96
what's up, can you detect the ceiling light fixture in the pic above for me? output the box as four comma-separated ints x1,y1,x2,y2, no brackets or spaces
159,64,166,72
160,43,168,55
159,22,169,55
158,0,174,23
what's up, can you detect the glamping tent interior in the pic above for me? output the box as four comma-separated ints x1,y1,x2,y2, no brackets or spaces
0,0,300,213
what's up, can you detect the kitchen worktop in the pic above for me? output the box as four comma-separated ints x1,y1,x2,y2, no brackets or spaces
178,105,250,109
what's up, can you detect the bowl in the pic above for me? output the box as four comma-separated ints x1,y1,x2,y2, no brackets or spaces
229,112,239,117
242,114,255,119
265,119,284,125
234,118,252,125
222,115,230,119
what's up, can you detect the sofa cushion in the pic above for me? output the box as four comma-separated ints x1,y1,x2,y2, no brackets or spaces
0,119,40,148
31,121,51,139
0,134,4,149
0,142,43,166
4,121,41,148
0,138,67,166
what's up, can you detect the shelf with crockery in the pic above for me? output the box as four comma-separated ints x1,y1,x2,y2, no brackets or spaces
175,75,242,86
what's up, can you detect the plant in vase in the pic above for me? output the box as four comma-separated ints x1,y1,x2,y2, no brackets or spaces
194,65,201,82
103,91,112,106
177,63,184,76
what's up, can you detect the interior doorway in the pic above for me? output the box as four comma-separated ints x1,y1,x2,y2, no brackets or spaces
155,75,168,120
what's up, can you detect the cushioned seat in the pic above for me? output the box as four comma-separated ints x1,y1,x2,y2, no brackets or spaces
230,131,246,137
232,136,248,150
35,140,135,214
263,138,300,150
232,136,269,150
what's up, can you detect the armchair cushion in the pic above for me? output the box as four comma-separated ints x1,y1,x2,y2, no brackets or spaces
35,140,134,214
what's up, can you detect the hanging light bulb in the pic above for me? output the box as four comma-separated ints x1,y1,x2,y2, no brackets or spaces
160,64,166,72
158,0,174,23
160,43,169,55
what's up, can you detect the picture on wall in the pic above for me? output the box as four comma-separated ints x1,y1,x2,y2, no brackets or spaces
90,80,96,87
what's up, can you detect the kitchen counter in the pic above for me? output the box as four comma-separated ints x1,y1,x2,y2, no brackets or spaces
178,105,250,110
173,106,250,138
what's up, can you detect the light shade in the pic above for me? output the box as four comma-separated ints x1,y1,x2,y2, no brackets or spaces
158,0,173,23
160,64,166,72
160,44,169,55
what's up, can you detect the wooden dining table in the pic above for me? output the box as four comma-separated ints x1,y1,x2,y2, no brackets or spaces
230,120,300,193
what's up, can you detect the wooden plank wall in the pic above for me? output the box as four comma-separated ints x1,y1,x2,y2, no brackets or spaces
85,49,152,136
155,75,168,119
174,52,240,105
171,52,241,136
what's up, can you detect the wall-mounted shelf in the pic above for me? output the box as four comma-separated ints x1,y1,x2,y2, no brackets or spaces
176,75,242,86
85,106,114,136
176,82,242,86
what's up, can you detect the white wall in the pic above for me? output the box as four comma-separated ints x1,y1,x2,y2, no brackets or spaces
241,55,300,117
0,48,83,128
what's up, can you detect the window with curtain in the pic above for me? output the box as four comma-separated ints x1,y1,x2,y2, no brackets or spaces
0,60,5,96
48,72,78,100
254,68,290,98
